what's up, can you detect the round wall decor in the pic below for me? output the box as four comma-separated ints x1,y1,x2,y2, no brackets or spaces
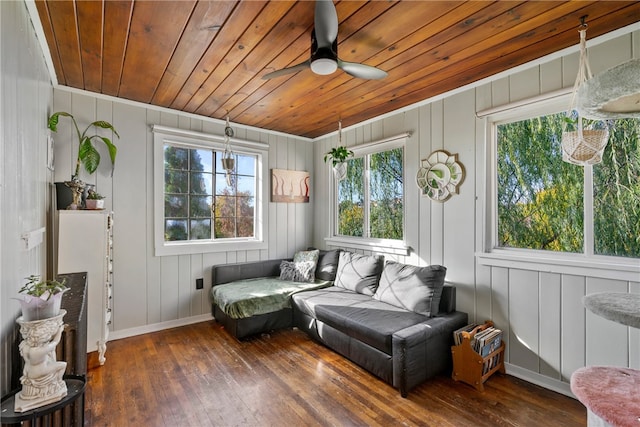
416,150,465,202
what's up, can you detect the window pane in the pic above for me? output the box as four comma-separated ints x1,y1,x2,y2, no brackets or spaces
237,196,254,217
593,118,640,257
165,195,188,217
370,148,403,239
165,170,188,193
190,149,212,173
164,146,188,170
190,172,212,195
237,217,254,238
497,113,584,252
215,173,234,195
338,157,364,237
237,176,255,197
237,154,256,176
190,195,212,218
190,219,211,240
216,195,236,218
165,220,187,241
215,218,235,238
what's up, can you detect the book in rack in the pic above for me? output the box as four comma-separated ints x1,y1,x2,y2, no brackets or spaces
451,320,505,391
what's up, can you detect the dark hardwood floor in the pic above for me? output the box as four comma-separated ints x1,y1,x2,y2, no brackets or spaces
85,321,586,426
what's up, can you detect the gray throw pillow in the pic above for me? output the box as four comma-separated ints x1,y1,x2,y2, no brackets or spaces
334,251,384,295
293,249,320,279
315,249,341,281
373,261,447,317
279,260,316,282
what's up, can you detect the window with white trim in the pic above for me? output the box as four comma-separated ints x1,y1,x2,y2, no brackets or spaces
487,97,640,260
328,135,407,253
153,125,268,256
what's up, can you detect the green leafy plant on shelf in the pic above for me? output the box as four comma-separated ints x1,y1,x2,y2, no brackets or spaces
48,112,120,179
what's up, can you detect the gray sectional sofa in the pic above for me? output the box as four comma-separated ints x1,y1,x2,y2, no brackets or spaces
211,249,468,397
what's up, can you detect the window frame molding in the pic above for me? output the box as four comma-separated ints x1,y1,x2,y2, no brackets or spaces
477,93,640,281
152,125,269,256
325,133,411,256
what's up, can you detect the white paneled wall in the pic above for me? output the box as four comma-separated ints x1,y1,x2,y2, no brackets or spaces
52,90,314,338
313,28,640,396
0,0,53,396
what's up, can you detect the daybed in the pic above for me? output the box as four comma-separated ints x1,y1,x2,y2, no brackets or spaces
211,250,339,339
211,249,468,397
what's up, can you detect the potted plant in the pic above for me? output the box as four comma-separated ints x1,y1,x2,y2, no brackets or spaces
85,190,105,210
14,275,68,321
324,146,354,181
48,112,119,209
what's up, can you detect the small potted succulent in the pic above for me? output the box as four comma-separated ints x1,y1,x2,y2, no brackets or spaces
324,146,354,181
15,275,68,321
85,190,105,210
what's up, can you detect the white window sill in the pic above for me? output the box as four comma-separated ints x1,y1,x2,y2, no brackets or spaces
155,239,267,257
477,249,640,282
325,236,410,256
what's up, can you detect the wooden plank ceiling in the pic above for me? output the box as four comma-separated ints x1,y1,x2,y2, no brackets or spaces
35,1,640,138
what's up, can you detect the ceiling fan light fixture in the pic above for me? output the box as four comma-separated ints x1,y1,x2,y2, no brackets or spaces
311,58,337,75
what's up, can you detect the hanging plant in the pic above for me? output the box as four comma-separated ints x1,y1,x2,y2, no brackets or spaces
561,19,610,166
324,120,353,181
222,116,235,186
323,146,354,166
324,146,353,181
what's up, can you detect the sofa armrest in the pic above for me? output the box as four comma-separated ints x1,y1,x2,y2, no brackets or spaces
439,284,456,314
212,259,291,286
392,311,468,397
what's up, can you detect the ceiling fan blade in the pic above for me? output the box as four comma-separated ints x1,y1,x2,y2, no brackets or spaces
315,0,338,48
338,60,388,80
262,60,311,80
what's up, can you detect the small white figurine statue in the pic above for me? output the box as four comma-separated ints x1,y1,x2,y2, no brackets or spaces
15,311,68,412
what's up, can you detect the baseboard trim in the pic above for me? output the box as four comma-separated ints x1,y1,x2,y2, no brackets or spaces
108,314,213,342
504,363,575,399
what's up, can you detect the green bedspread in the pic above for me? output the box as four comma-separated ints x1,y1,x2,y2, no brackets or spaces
212,277,332,319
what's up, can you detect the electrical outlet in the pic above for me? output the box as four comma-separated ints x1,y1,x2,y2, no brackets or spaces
196,278,204,290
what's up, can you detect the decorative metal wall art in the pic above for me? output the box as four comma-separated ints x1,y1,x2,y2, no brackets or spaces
416,150,465,202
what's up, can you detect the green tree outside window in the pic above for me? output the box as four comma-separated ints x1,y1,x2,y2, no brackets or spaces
497,114,639,258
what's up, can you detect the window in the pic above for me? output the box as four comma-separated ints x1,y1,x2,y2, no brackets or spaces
493,105,640,259
328,135,407,254
153,125,268,256
164,146,256,241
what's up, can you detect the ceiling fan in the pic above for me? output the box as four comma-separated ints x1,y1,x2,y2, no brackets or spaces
262,0,387,80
